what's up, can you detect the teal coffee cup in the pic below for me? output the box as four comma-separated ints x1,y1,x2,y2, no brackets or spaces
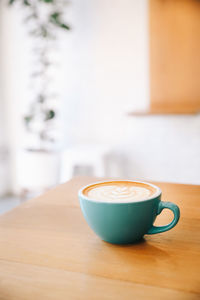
79,180,180,244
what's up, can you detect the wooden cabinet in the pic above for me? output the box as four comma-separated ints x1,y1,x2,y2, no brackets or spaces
149,0,200,114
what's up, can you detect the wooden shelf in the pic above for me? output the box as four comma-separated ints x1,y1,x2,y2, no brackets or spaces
128,108,199,116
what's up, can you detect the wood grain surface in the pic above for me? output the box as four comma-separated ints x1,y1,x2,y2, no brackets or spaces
0,176,199,299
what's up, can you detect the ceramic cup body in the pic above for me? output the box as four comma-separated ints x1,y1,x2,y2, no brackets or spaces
79,181,180,244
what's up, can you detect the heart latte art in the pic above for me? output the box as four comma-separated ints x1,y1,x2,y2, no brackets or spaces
83,181,157,203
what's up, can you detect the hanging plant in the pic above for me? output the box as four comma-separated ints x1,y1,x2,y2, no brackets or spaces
8,0,71,150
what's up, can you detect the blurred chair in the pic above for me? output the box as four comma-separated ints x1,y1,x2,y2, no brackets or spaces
60,144,111,182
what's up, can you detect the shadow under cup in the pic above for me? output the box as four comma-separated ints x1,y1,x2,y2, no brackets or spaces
78,181,180,244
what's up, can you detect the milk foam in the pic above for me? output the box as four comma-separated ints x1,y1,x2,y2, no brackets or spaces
85,182,156,203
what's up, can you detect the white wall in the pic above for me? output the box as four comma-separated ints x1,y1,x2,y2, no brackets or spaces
59,0,149,144
1,0,200,189
59,0,200,184
0,4,10,195
0,1,33,193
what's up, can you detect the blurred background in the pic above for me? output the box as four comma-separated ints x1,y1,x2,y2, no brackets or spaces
0,0,199,213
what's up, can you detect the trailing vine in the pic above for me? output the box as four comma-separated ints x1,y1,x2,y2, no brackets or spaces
8,0,70,149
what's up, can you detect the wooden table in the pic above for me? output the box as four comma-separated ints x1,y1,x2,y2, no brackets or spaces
0,177,199,300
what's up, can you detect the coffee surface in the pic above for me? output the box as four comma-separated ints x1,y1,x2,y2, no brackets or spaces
83,181,157,203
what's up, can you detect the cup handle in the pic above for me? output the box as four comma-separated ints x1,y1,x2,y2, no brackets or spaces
147,201,180,234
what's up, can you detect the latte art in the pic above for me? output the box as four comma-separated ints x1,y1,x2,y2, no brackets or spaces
84,181,156,203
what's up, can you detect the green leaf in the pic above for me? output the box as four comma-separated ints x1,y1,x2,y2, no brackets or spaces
42,0,54,3
24,115,33,124
23,0,30,6
60,23,70,30
8,0,16,5
45,110,55,121
50,12,70,30
50,12,60,22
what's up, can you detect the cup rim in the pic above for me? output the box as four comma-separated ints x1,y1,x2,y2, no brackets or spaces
78,180,162,204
